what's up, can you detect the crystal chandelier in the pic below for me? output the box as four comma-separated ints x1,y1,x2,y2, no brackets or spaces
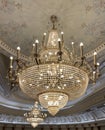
8,15,100,116
24,102,47,128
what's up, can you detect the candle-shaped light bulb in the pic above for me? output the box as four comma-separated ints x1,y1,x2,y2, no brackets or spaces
93,71,96,74
71,42,75,54
71,42,74,45
93,71,96,82
17,46,20,51
93,52,97,65
42,33,46,47
80,42,84,57
35,40,39,44
32,44,35,55
17,46,21,59
97,62,100,66
93,71,96,76
61,32,64,35
94,52,97,55
96,62,100,77
10,56,13,60
80,42,83,46
10,56,13,68
44,33,46,36
33,44,35,46
35,40,39,54
58,38,61,42
61,32,64,44
58,38,61,51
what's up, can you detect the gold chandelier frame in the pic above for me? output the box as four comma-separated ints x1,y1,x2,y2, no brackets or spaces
8,15,100,118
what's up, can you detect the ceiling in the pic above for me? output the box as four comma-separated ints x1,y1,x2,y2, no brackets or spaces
0,0,105,54
0,0,105,125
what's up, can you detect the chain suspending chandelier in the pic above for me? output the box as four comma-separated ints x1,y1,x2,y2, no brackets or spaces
8,15,100,117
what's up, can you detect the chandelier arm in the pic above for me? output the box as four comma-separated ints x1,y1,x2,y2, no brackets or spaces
77,56,86,67
35,57,39,65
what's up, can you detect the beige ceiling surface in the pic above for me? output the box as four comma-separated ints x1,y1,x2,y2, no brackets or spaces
0,0,105,125
0,0,105,55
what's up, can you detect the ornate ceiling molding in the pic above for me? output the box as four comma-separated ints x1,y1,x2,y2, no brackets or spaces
0,40,29,61
85,43,105,58
0,40,105,60
0,106,105,125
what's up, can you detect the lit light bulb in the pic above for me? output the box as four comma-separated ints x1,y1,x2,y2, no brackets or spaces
44,33,46,36
60,69,63,72
40,73,43,76
29,84,32,86
97,62,100,66
80,42,84,57
93,71,96,74
58,38,61,42
69,75,73,79
10,56,13,60
93,52,97,65
10,56,13,68
35,40,39,43
61,75,64,78
49,52,52,55
71,42,74,45
17,46,21,50
39,77,42,80
64,84,67,87
59,95,63,100
61,32,64,35
80,42,83,46
45,85,49,89
33,44,35,46
77,80,81,83
94,52,97,55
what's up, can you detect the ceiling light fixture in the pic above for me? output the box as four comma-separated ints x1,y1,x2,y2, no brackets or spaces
8,15,100,117
24,102,47,128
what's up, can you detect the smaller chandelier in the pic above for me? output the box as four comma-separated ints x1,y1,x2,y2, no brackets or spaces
24,102,47,128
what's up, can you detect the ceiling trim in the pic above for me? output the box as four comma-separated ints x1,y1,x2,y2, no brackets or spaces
0,40,105,60
0,106,105,125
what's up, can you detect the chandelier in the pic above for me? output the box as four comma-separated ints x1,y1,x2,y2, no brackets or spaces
8,15,100,116
24,102,47,128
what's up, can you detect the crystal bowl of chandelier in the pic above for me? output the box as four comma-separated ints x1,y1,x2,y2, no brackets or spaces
19,61,89,115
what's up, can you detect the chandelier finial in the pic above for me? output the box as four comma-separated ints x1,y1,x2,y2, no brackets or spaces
50,15,57,29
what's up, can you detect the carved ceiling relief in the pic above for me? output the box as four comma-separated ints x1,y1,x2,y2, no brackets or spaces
0,106,105,124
